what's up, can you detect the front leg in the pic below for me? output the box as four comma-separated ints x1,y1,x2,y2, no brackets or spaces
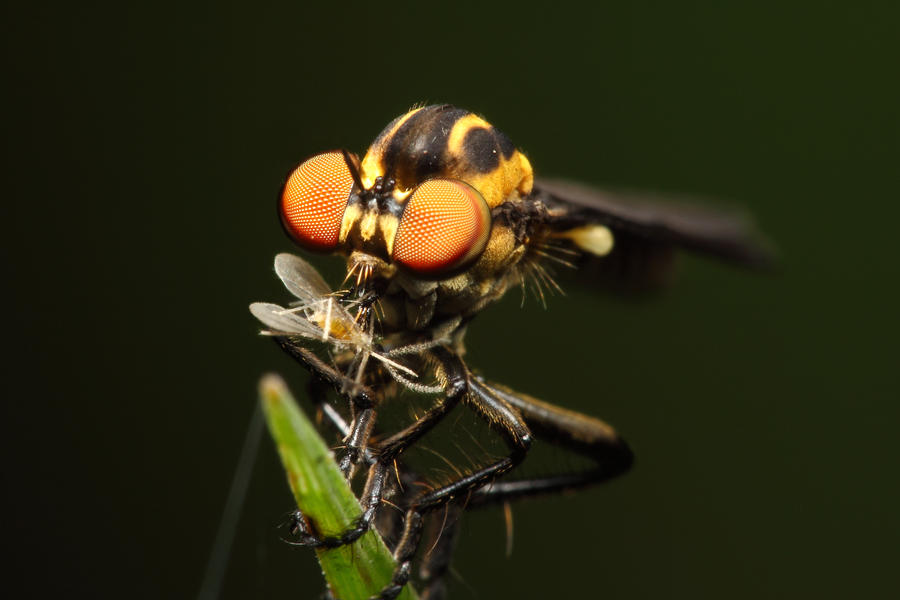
468,375,632,506
286,460,389,549
417,504,464,600
339,405,375,477
286,346,466,552
372,363,534,600
278,337,377,476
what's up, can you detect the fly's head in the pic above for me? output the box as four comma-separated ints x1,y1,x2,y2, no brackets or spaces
279,105,541,337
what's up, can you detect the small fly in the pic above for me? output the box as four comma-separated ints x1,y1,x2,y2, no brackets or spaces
251,104,772,599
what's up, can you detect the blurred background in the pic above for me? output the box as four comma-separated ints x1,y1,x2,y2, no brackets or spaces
4,1,898,598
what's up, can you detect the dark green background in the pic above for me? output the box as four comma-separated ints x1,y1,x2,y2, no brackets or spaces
4,1,898,598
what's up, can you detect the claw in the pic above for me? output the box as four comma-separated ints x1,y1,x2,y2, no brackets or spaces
281,510,371,549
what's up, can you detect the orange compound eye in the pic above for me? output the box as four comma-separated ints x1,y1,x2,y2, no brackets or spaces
392,179,492,276
280,151,356,251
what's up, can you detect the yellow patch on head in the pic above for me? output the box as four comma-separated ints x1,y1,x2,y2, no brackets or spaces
379,213,400,256
339,203,362,243
359,209,378,241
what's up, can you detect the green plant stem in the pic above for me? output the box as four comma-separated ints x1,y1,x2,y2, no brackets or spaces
260,374,418,600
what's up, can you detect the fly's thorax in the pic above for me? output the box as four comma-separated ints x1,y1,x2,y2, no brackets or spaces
360,105,534,208
434,222,527,316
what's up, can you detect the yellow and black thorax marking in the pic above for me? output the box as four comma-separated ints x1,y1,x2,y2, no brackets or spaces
359,104,534,209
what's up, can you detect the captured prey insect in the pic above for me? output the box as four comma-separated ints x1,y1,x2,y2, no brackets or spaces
251,104,772,599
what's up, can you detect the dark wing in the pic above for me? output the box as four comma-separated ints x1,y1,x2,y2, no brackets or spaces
532,178,775,290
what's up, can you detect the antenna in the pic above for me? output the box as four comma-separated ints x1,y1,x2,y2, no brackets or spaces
341,149,366,193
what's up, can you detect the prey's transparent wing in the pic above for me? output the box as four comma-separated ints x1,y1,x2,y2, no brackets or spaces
250,254,438,386
251,253,365,346
249,302,341,342
274,252,332,304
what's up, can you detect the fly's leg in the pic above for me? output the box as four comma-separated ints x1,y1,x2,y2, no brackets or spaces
375,508,423,600
308,377,381,470
340,405,375,476
417,504,464,600
307,377,349,437
275,337,375,476
286,346,466,552
466,375,632,507
372,365,533,600
285,378,386,554
286,460,389,549
287,384,460,551
276,337,384,548
373,347,467,461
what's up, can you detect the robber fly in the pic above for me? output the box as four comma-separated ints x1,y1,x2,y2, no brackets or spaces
251,104,771,600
